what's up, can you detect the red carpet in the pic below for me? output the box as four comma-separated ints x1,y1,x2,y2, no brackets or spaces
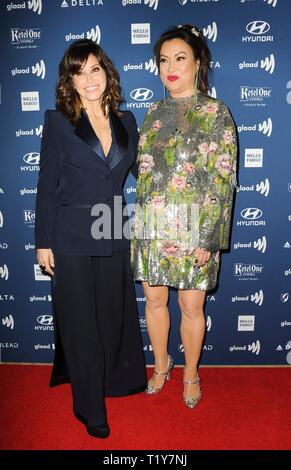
0,364,290,450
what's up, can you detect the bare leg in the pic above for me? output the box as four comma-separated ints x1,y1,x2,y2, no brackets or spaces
142,282,170,389
178,289,206,399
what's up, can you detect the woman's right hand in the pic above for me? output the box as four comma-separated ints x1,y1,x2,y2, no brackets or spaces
36,248,55,276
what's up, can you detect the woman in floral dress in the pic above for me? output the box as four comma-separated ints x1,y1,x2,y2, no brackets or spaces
131,25,237,408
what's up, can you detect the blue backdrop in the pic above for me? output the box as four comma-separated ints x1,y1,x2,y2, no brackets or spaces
1,0,291,366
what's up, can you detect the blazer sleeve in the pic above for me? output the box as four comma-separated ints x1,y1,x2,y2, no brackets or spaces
35,110,61,249
198,103,238,252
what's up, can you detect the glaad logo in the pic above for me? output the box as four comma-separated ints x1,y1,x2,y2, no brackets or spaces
144,59,158,76
206,315,212,332
256,179,270,196
65,25,101,44
0,211,3,228
243,20,273,43
239,54,275,74
28,0,42,14
237,179,270,197
0,265,9,280
248,340,260,355
260,54,275,74
144,0,159,10
203,22,217,42
208,87,217,98
233,236,267,253
251,290,264,305
16,125,43,137
238,119,272,137
6,0,42,14
229,340,260,355
232,289,264,305
281,293,289,303
263,0,277,6
258,118,272,137
2,314,14,330
31,60,45,79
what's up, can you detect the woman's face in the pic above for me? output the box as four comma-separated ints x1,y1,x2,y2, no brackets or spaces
159,38,199,98
72,53,107,106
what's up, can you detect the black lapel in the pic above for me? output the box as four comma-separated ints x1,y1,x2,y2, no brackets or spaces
109,112,129,170
74,109,104,159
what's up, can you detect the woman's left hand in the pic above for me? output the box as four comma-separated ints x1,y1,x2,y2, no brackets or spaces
188,247,211,266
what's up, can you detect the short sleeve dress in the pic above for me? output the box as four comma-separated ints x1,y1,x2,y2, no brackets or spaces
131,92,237,290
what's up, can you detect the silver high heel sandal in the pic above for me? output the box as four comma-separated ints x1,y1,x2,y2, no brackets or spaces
145,355,174,395
183,375,201,409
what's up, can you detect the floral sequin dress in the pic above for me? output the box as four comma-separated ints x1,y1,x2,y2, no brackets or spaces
131,92,237,290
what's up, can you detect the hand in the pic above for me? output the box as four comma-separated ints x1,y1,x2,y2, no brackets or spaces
36,248,55,276
188,247,211,267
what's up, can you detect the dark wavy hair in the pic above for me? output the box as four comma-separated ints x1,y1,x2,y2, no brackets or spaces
153,24,212,93
56,39,122,123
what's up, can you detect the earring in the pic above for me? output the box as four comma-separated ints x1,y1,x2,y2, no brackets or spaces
194,68,199,102
104,95,110,117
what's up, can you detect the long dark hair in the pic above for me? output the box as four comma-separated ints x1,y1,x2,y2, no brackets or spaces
56,39,122,123
153,24,212,93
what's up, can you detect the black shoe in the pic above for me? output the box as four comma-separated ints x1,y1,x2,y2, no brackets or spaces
86,423,110,439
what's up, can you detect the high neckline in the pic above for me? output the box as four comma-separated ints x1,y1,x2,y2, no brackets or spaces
166,93,199,105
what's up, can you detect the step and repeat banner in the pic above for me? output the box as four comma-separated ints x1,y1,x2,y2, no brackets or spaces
1,0,290,365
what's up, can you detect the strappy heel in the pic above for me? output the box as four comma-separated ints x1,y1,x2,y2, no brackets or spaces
145,355,174,395
183,374,201,409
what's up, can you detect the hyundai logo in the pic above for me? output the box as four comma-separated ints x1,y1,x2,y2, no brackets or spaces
130,88,153,101
37,315,53,325
246,21,270,35
241,208,263,220
23,152,40,165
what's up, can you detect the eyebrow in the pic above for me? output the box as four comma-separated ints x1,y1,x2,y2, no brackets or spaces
160,51,187,58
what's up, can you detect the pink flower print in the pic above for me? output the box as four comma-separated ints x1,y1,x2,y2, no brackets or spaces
152,120,163,129
161,241,181,258
151,195,165,208
171,174,187,191
183,162,196,174
223,129,234,145
204,102,219,114
139,154,155,174
139,134,147,147
214,153,232,176
208,141,218,154
198,142,209,156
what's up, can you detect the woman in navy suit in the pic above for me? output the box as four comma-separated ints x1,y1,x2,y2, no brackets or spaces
35,39,146,438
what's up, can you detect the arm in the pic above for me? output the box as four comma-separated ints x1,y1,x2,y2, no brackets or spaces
35,111,61,271
126,111,139,178
198,103,237,252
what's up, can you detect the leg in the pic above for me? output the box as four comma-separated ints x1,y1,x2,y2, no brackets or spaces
52,254,107,427
142,282,170,389
178,289,206,403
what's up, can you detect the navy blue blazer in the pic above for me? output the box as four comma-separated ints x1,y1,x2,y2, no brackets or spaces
35,109,139,255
